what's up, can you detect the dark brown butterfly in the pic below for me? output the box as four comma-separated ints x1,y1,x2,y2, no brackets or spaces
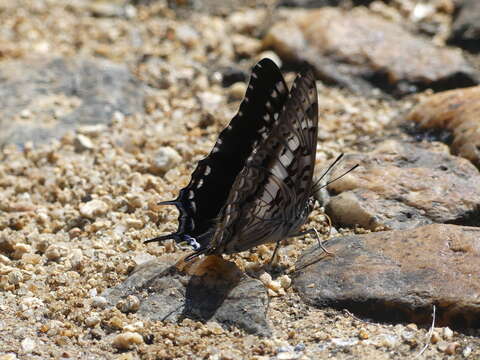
146,58,319,261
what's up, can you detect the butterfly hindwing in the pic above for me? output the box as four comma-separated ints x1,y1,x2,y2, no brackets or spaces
146,59,289,252
209,68,319,254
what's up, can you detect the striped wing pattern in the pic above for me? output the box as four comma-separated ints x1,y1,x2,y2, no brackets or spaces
208,69,319,255
146,59,289,252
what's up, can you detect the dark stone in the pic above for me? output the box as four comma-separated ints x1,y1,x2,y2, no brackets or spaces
103,255,271,336
294,224,480,329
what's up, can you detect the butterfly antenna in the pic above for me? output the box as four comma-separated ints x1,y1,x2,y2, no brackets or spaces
312,153,344,192
323,163,359,188
313,154,359,193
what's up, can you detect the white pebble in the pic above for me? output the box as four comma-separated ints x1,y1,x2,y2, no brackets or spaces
151,147,182,173
91,296,108,308
45,245,62,261
442,327,453,340
80,199,109,219
85,315,101,327
21,338,35,353
278,275,292,289
112,332,144,350
123,321,144,332
74,134,94,152
258,272,272,286
0,353,18,360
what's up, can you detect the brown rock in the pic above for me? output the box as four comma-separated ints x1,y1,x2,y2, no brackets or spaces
264,7,478,95
294,224,480,328
324,140,480,230
407,86,480,167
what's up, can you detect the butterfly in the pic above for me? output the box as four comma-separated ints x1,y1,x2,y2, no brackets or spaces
146,58,320,261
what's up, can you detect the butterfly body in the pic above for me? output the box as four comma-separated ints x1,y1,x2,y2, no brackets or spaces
146,59,319,260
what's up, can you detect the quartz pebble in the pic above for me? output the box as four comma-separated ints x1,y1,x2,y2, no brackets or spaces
151,147,182,173
91,296,108,308
112,332,144,350
79,199,109,219
20,338,35,353
74,134,94,152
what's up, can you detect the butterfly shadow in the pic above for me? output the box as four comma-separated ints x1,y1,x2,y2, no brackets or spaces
180,255,244,321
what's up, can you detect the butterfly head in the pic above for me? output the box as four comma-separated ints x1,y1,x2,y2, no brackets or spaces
183,235,201,251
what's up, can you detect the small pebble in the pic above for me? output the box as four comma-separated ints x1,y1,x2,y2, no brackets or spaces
150,147,182,173
258,272,272,286
8,270,23,285
45,245,62,261
267,280,282,292
79,199,109,219
21,253,41,265
116,295,140,313
123,321,144,332
112,332,144,350
21,338,35,353
91,296,108,308
445,342,459,355
278,275,291,289
442,327,453,340
13,243,31,259
0,354,18,360
294,343,305,352
437,340,448,352
228,82,247,100
74,134,94,152
125,218,144,230
358,328,369,340
0,254,11,265
205,321,223,335
463,346,472,357
277,352,300,360
430,331,440,344
85,315,101,327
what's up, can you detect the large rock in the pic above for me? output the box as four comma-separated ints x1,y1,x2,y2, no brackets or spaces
103,255,271,336
264,7,479,96
323,140,480,230
294,224,480,328
0,57,144,146
407,86,480,168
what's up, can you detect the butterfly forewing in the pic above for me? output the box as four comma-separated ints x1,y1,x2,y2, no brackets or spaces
146,59,289,251
210,69,319,254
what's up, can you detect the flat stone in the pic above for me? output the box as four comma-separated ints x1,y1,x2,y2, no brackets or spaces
407,85,480,168
0,57,144,147
103,254,271,336
294,224,480,328
264,7,479,96
323,140,480,230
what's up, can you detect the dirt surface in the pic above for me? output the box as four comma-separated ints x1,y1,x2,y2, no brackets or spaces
0,0,479,359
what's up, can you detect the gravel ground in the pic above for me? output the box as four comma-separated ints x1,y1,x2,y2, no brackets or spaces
0,1,479,359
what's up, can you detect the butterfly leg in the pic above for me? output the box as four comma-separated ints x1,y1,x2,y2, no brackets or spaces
291,228,334,257
268,240,283,266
